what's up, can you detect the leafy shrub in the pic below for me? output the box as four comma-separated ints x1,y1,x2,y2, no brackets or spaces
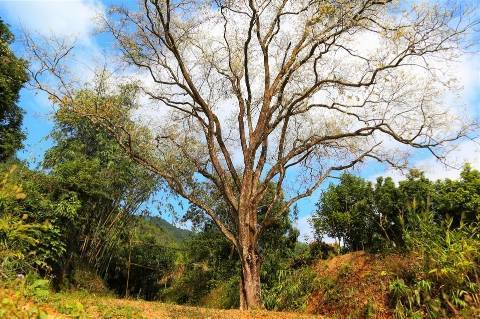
200,276,240,309
23,273,51,302
338,262,353,278
262,267,318,311
72,267,109,294
389,212,480,318
57,300,85,318
0,166,65,278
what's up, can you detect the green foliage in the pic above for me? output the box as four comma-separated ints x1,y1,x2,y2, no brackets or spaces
0,289,48,319
313,174,377,251
373,176,404,246
434,163,480,224
363,299,377,319
162,221,239,306
390,212,480,318
293,241,337,265
0,20,28,161
168,182,300,308
145,216,191,243
313,166,480,253
23,274,50,303
338,262,353,278
57,300,85,318
0,165,66,278
106,217,179,300
72,267,109,294
40,113,158,287
262,267,318,311
1,102,160,295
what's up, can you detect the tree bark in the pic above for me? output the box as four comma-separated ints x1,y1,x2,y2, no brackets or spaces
239,244,262,310
237,194,263,310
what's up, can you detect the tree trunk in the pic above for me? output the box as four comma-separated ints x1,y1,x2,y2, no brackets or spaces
237,206,263,309
239,244,263,309
239,245,263,310
237,174,263,310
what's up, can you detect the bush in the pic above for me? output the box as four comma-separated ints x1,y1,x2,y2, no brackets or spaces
0,288,48,319
0,166,65,279
23,274,51,302
200,276,240,309
389,212,480,318
262,267,318,311
73,267,109,294
57,300,85,318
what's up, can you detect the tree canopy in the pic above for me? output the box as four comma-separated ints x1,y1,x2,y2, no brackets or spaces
313,165,480,252
0,20,28,161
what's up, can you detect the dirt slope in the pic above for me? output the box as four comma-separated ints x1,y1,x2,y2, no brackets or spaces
307,251,417,319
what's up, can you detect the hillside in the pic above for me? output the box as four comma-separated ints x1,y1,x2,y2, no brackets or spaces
305,251,414,318
136,216,192,248
305,251,478,319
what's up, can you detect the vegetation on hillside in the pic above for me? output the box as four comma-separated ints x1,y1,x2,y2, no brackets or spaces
1,2,480,318
311,170,480,318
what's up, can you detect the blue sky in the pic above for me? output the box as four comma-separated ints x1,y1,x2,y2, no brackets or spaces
1,0,479,241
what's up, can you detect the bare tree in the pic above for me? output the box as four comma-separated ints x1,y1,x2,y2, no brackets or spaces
26,0,478,309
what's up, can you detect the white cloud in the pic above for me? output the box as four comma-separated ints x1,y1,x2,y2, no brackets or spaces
369,139,480,183
415,140,480,180
1,0,105,41
296,214,338,244
296,215,315,243
457,54,480,101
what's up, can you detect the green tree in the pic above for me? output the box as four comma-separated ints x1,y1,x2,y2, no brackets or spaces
42,108,159,285
106,217,178,300
0,20,28,161
434,164,480,225
373,176,403,246
313,174,375,251
398,169,434,215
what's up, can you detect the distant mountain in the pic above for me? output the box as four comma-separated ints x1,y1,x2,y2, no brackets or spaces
137,216,191,248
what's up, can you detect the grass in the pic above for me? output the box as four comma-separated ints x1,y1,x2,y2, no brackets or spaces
0,288,322,319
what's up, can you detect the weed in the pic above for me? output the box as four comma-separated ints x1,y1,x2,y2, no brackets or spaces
389,212,480,318
58,300,85,318
262,267,318,311
24,274,50,302
338,263,353,278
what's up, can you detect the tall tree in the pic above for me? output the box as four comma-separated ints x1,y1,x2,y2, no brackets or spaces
174,182,298,307
0,20,28,161
373,176,403,246
27,0,478,308
42,106,158,283
434,164,480,224
313,173,374,250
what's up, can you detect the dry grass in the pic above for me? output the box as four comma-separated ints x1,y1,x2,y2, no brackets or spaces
1,252,421,319
0,288,322,319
